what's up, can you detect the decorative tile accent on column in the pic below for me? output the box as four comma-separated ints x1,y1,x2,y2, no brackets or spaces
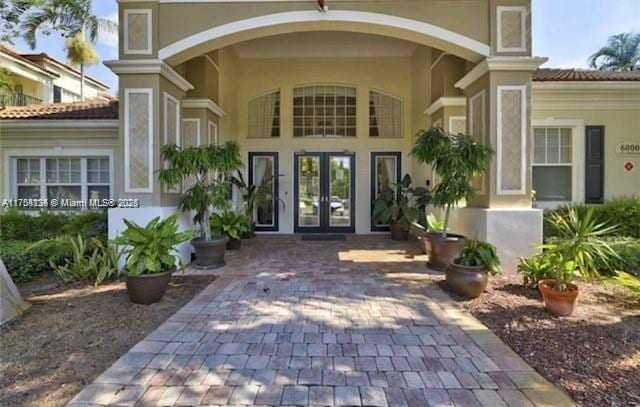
448,116,467,135
124,9,152,55
182,118,201,192
497,6,527,52
164,93,180,193
182,118,201,148
469,90,486,193
497,86,527,195
125,89,153,193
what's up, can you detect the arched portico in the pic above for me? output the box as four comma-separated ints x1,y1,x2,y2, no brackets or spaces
159,10,491,65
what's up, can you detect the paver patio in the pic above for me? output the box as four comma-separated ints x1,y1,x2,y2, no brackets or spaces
68,236,573,406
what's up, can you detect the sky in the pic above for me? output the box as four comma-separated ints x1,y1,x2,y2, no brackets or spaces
6,0,640,95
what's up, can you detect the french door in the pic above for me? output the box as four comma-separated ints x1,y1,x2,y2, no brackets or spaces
294,152,356,233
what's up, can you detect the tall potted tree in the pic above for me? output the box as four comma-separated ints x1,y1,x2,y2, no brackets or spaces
158,142,243,269
410,128,494,270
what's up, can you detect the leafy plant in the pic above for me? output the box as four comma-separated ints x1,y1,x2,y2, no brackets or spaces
0,208,107,242
426,213,445,233
158,142,243,241
231,170,284,232
372,174,430,231
588,32,640,71
517,253,555,288
44,234,121,286
115,215,196,277
455,238,502,276
211,210,251,240
542,206,620,291
604,271,640,297
596,237,640,277
411,128,494,238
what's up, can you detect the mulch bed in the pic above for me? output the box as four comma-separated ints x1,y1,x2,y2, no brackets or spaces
440,275,640,406
0,275,216,407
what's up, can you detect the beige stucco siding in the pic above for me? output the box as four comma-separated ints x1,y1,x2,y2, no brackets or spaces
532,106,640,201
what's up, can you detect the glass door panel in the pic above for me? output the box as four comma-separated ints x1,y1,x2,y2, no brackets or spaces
329,155,352,228
249,152,279,231
298,155,321,228
371,152,401,231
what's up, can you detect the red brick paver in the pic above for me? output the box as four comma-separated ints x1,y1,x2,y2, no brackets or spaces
68,236,572,406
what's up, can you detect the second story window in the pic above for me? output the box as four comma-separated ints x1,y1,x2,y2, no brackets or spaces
293,85,357,137
53,86,62,103
248,90,280,138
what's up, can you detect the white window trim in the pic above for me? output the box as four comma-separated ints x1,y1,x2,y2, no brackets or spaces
496,6,527,53
124,9,153,55
208,120,218,145
163,92,181,194
124,88,154,193
5,148,114,205
468,90,486,195
496,85,527,195
532,118,585,209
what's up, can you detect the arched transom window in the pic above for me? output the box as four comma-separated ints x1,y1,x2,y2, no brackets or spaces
293,85,357,137
248,90,280,138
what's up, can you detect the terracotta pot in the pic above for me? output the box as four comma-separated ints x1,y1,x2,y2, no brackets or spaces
424,233,466,270
390,221,409,241
192,236,229,269
446,263,488,298
538,279,579,316
126,267,174,305
227,237,242,251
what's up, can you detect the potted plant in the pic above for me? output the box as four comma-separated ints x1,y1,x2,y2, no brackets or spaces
410,128,494,270
116,215,195,304
446,238,502,298
538,206,618,316
211,210,251,250
414,214,445,254
159,142,243,269
231,170,282,238
372,174,430,241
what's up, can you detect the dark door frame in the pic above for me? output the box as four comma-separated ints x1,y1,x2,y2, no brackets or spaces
294,151,356,234
370,152,402,232
585,126,605,204
248,152,279,232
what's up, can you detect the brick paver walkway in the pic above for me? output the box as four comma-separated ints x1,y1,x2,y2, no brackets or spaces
69,236,572,406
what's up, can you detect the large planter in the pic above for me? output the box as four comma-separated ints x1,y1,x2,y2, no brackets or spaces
227,237,242,251
126,267,175,305
445,263,488,298
390,221,409,241
192,236,229,269
538,279,579,317
424,233,466,270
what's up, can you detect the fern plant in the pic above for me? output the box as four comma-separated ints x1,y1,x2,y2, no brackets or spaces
211,210,251,240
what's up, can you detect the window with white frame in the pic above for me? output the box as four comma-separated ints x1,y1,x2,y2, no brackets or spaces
533,127,572,201
14,156,111,209
369,91,402,138
293,85,357,137
248,90,280,138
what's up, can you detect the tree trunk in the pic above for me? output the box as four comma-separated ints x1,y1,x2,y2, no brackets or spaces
0,259,30,326
80,64,85,101
442,204,452,238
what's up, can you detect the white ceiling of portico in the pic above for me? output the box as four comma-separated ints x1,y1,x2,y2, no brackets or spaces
232,31,419,59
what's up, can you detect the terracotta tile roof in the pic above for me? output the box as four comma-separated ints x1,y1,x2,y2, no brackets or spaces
534,68,640,82
0,100,118,120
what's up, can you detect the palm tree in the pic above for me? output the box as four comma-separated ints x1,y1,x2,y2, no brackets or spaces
588,33,640,71
21,0,117,100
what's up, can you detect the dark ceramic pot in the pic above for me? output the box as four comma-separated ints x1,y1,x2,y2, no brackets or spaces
390,221,409,241
227,237,242,251
445,263,488,298
424,233,466,270
192,236,229,269
538,279,579,317
126,267,174,305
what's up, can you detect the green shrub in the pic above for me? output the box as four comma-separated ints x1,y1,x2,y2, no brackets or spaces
597,237,640,278
0,209,107,241
517,253,555,288
48,235,121,286
0,240,52,283
544,195,640,240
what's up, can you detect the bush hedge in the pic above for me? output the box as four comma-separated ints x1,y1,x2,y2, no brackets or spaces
0,209,107,242
597,237,640,278
0,210,108,282
544,195,640,240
